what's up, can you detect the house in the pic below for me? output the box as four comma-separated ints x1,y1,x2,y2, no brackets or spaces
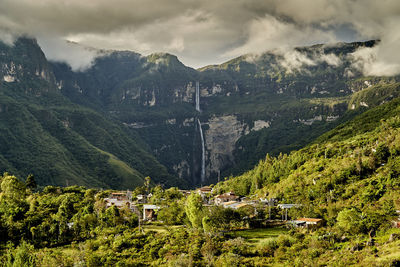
136,194,147,203
287,220,306,228
260,198,277,206
109,191,132,201
293,218,323,228
143,204,160,221
278,204,301,221
215,192,239,205
277,204,301,209
197,186,212,197
222,201,239,209
104,190,133,209
104,197,132,209
235,203,250,209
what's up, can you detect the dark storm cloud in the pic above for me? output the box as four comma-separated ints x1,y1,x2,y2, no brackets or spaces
0,0,399,74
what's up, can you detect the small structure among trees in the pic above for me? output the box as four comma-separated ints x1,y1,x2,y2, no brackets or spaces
143,204,160,221
278,204,301,220
214,192,239,205
104,191,133,209
290,218,323,229
197,186,212,197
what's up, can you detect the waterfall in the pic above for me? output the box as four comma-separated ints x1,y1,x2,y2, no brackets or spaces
197,119,205,183
195,81,200,112
194,81,204,182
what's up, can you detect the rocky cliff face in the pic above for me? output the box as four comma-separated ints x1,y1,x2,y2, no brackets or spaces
204,115,249,177
0,38,56,93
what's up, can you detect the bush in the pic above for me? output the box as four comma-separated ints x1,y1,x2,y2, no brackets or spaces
257,239,278,257
276,235,294,248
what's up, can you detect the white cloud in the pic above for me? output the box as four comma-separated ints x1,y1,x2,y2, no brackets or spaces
0,29,17,46
274,49,342,73
223,15,336,58
278,50,316,73
37,37,100,71
350,17,400,76
320,53,341,67
351,45,400,77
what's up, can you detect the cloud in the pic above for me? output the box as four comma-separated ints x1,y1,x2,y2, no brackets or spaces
278,50,316,73
350,17,400,76
351,45,400,77
223,15,336,58
36,37,100,71
274,49,342,73
0,28,17,46
0,0,399,73
320,53,341,67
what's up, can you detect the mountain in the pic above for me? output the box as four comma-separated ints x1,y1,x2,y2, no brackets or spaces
51,39,394,186
1,37,398,189
0,38,184,189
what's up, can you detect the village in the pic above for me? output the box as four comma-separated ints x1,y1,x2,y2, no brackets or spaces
102,185,328,230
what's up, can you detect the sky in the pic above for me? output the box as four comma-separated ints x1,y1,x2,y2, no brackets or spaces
0,0,399,75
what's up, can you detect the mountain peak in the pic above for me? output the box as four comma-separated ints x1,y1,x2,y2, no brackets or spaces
147,53,183,67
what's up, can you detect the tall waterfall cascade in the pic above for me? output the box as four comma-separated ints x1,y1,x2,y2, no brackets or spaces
197,119,206,183
195,81,200,112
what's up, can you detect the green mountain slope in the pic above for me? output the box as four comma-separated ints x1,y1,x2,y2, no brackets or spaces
0,38,184,189
215,93,400,223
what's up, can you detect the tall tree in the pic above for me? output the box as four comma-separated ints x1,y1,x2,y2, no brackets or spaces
25,174,37,191
185,193,204,229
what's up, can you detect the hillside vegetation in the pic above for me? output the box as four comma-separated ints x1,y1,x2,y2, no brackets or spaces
216,93,400,209
0,38,183,189
1,95,400,265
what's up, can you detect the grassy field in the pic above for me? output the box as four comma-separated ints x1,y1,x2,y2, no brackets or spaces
230,227,288,245
142,224,184,233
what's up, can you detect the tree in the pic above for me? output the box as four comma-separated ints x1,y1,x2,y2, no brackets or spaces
164,187,183,202
150,185,163,204
25,174,37,191
0,174,28,221
185,193,203,229
144,176,151,194
204,206,241,231
336,208,364,234
104,205,123,227
356,153,363,176
157,201,186,225
6,241,36,267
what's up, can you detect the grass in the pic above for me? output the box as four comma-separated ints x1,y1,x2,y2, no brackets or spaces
142,224,184,234
230,227,288,245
